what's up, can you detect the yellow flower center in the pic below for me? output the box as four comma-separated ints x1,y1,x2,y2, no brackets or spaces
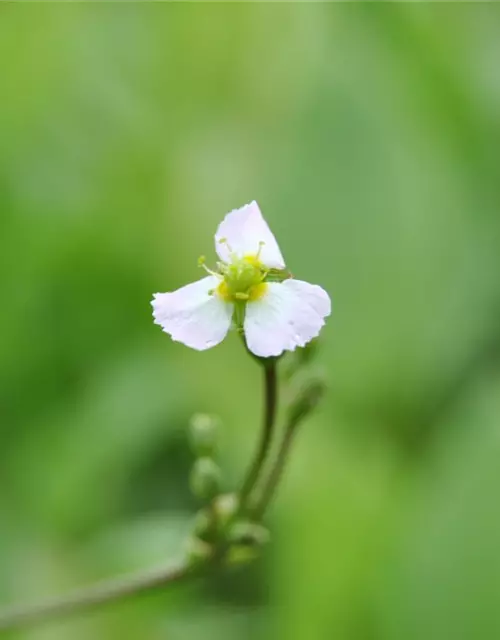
248,282,268,301
216,254,268,303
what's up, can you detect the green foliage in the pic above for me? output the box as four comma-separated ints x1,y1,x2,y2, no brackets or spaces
1,4,500,639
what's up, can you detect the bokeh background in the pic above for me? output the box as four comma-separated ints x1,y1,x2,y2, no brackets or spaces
1,4,500,639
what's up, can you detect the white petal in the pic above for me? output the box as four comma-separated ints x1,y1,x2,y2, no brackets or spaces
215,201,285,269
152,276,233,351
244,279,331,358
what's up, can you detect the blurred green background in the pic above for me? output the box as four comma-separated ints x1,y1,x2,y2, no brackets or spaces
1,4,500,639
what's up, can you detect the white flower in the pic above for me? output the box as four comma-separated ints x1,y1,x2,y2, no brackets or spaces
151,201,331,358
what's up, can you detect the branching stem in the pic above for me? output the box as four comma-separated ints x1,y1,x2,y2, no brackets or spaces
0,355,286,632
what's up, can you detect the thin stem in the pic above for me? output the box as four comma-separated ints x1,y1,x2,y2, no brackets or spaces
0,561,195,632
238,359,278,512
253,414,300,520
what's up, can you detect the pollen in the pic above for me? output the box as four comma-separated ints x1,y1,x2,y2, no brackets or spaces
214,246,268,304
248,282,268,301
243,254,263,268
216,280,232,302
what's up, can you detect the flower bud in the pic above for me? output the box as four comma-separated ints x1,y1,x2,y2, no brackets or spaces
287,369,326,425
192,508,213,540
225,544,260,567
213,493,239,529
224,524,270,566
188,413,220,458
283,339,320,380
228,521,270,547
189,457,221,501
185,536,213,566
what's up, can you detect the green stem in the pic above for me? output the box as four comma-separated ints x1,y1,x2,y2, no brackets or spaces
238,359,278,512
253,413,300,520
0,561,195,632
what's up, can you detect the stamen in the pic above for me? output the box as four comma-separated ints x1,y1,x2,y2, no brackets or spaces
256,240,265,260
197,255,219,277
218,237,234,254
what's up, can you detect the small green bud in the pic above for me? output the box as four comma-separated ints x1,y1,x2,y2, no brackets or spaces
283,339,320,380
299,338,319,365
287,369,327,424
213,493,239,529
185,536,213,566
192,508,213,539
228,521,270,547
188,413,220,457
190,457,221,501
224,518,270,566
225,544,260,567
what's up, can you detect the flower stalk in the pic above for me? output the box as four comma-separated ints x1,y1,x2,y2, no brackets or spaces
238,357,278,512
254,371,326,518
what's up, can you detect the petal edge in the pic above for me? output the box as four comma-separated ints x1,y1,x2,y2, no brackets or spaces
215,201,285,269
244,279,330,357
152,276,233,351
